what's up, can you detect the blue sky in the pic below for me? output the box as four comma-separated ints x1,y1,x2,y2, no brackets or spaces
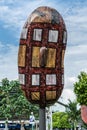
0,0,87,111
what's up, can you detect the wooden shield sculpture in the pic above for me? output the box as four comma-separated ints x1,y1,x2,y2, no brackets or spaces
18,6,67,108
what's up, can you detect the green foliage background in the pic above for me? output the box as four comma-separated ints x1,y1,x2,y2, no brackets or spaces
0,78,39,120
52,112,71,128
74,72,87,105
1,72,87,129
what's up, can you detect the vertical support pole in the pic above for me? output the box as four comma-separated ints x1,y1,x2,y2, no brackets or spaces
50,107,52,130
39,107,46,130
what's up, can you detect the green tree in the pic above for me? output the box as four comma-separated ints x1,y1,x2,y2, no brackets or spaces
0,78,39,120
67,99,80,130
0,78,12,119
74,72,87,129
52,112,71,129
74,71,87,105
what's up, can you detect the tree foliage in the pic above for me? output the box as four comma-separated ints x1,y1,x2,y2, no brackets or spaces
0,78,39,120
67,100,80,130
52,112,71,129
67,99,80,122
74,72,87,105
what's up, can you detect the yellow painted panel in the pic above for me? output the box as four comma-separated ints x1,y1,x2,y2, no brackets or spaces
61,50,65,68
32,47,40,67
32,47,56,68
46,91,56,100
18,45,26,67
46,48,56,68
31,92,40,100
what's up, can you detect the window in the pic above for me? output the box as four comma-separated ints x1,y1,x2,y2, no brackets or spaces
32,74,40,86
48,30,58,43
63,31,67,44
33,29,42,41
46,74,56,85
20,28,28,39
19,74,25,85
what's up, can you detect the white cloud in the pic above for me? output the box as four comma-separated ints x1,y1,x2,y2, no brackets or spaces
0,42,18,81
65,76,77,89
0,0,72,30
52,89,76,112
0,0,49,30
64,4,87,46
0,5,24,30
66,44,87,55
61,89,76,103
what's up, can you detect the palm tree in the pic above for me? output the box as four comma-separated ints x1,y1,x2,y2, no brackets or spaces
67,99,80,130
